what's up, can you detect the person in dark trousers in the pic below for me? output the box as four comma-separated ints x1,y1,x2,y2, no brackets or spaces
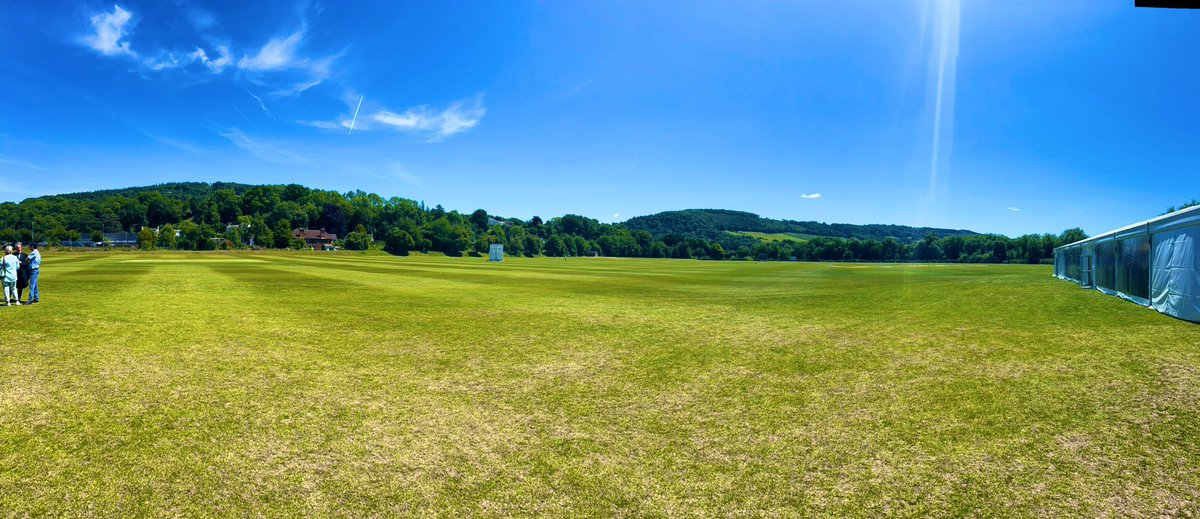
25,243,40,304
15,243,29,302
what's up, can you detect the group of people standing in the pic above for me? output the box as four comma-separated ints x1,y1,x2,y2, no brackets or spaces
1,243,40,306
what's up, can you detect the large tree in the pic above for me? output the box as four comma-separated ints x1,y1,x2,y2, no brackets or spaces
210,189,242,224
1059,228,1088,245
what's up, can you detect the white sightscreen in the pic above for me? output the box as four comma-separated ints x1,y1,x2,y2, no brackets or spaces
1150,226,1200,323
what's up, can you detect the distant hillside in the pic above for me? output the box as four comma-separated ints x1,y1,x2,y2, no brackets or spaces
40,182,258,202
623,209,978,244
2,182,1077,264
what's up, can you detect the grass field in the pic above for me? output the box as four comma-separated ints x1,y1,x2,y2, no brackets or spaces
728,230,815,242
3,252,1199,516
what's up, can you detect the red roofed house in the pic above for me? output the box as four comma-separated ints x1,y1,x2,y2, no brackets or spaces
293,229,338,250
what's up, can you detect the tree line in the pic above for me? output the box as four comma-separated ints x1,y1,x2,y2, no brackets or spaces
1161,200,1199,215
734,230,1086,263
623,209,978,244
0,182,1087,263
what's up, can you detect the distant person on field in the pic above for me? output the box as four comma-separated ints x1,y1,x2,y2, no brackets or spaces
25,243,40,304
15,243,29,302
1,246,18,306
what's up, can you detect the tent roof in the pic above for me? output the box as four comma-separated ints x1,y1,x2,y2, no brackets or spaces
1055,204,1200,251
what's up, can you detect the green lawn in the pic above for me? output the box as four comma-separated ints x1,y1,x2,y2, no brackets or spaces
3,252,1199,516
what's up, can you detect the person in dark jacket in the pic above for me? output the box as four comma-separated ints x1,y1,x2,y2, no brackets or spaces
15,243,29,302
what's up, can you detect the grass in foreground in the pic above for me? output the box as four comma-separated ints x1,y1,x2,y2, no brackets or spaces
2,252,1199,516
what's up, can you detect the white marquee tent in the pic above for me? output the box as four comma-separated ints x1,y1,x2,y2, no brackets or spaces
1054,205,1200,323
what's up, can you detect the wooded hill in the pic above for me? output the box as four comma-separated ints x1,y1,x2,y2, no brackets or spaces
623,209,977,245
38,182,256,202
0,182,1084,263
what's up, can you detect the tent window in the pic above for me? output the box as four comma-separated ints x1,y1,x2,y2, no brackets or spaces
1116,236,1150,300
1065,248,1081,282
1095,241,1117,291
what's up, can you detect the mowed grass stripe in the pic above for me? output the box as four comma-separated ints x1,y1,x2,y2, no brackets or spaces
1,253,1198,516
209,258,755,513
1,260,320,514
208,261,632,513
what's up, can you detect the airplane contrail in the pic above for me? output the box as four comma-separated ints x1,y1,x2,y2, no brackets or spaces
348,95,364,135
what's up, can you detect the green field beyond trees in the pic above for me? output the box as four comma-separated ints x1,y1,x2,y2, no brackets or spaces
2,252,1198,516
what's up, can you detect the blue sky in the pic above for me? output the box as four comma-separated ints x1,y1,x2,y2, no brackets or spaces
0,1,1196,237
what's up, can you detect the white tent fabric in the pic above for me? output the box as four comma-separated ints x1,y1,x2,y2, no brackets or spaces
1150,222,1200,323
1055,205,1200,323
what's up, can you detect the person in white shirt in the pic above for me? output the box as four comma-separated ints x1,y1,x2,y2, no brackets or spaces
26,243,40,304
0,246,19,306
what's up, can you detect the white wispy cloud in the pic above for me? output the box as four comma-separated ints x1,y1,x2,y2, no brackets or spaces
296,119,345,130
190,46,232,72
144,52,181,71
82,5,136,57
139,47,230,73
372,96,486,141
352,162,424,188
273,78,324,98
387,165,423,187
183,5,218,31
243,89,272,117
1007,207,1021,212
220,128,308,165
79,2,321,82
0,178,36,201
144,133,204,154
800,193,822,199
302,95,486,141
238,31,338,97
548,79,595,102
377,163,424,187
238,31,305,71
0,157,47,172
80,4,234,76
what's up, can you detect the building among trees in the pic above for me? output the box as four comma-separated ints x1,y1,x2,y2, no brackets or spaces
293,229,338,250
1054,205,1200,323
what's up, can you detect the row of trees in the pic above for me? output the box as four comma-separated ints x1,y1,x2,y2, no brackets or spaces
623,208,978,245
733,230,1087,263
1162,200,1199,215
0,182,1089,263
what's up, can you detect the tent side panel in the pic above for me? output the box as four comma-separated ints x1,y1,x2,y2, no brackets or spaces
1151,226,1200,323
1115,236,1151,304
1065,247,1081,282
1095,240,1118,293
